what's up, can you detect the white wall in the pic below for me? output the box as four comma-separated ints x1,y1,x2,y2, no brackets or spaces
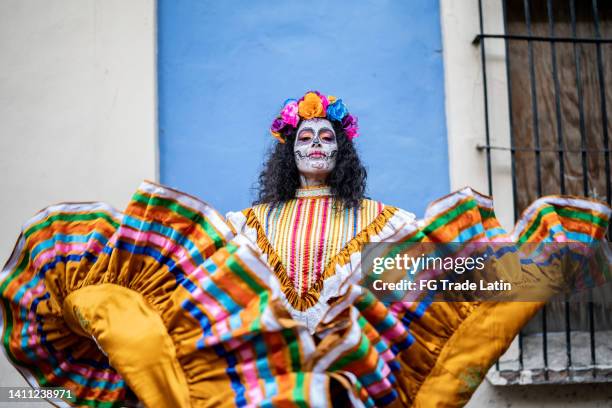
440,0,514,232
0,0,156,396
0,0,157,263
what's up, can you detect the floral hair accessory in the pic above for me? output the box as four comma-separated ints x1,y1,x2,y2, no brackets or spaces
269,91,359,143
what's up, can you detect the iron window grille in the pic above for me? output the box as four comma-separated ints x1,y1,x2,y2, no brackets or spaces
473,0,612,384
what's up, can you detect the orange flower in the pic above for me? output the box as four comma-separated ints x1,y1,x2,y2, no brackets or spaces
298,92,326,119
327,95,337,104
271,130,285,143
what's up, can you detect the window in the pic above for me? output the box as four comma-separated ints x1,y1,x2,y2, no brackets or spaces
475,0,612,384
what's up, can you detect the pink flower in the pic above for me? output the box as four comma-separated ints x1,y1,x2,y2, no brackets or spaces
342,114,359,140
345,127,359,140
270,117,286,133
317,93,329,111
280,101,299,127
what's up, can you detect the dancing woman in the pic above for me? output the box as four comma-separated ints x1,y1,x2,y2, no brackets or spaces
1,91,610,407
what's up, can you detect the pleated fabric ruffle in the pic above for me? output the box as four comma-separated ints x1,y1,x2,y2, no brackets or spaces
0,182,234,407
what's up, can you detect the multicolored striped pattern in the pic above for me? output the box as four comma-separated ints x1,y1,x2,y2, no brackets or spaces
169,236,338,407
249,193,384,296
1,183,609,407
0,202,126,407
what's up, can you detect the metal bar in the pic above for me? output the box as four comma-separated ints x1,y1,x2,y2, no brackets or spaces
476,0,499,372
570,1,589,196
570,0,596,379
502,0,522,233
590,0,604,376
591,0,612,233
541,306,549,380
547,0,566,195
502,0,523,372
524,0,543,196
523,0,547,379
547,0,571,383
589,294,596,377
503,0,519,227
476,145,611,153
478,0,493,196
565,294,572,375
472,33,612,45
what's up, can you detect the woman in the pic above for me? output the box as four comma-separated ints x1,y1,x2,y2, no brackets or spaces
1,91,610,407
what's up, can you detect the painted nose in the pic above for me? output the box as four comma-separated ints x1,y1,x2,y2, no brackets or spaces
311,136,322,147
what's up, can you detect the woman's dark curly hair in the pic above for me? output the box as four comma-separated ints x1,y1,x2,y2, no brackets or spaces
254,121,367,208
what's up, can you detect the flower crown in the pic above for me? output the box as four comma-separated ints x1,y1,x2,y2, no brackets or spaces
270,91,359,143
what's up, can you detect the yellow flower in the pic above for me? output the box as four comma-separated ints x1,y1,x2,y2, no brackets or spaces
328,95,337,104
298,92,325,119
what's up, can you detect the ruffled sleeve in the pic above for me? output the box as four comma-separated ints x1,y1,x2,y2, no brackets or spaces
224,209,258,246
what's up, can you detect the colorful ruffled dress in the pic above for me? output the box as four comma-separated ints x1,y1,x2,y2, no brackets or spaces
1,181,610,407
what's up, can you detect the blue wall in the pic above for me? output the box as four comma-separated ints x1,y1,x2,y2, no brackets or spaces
158,0,449,217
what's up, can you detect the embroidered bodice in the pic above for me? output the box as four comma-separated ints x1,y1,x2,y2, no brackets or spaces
248,186,385,295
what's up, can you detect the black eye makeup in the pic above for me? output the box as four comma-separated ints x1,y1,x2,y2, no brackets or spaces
295,121,336,146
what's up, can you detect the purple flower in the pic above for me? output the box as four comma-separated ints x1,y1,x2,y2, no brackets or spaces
270,117,286,133
342,113,356,128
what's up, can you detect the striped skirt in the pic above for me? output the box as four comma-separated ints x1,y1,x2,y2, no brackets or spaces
1,181,609,407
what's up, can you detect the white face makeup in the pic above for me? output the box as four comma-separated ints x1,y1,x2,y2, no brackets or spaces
294,118,338,185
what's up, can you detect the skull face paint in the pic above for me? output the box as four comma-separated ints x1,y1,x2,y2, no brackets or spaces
294,118,338,183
